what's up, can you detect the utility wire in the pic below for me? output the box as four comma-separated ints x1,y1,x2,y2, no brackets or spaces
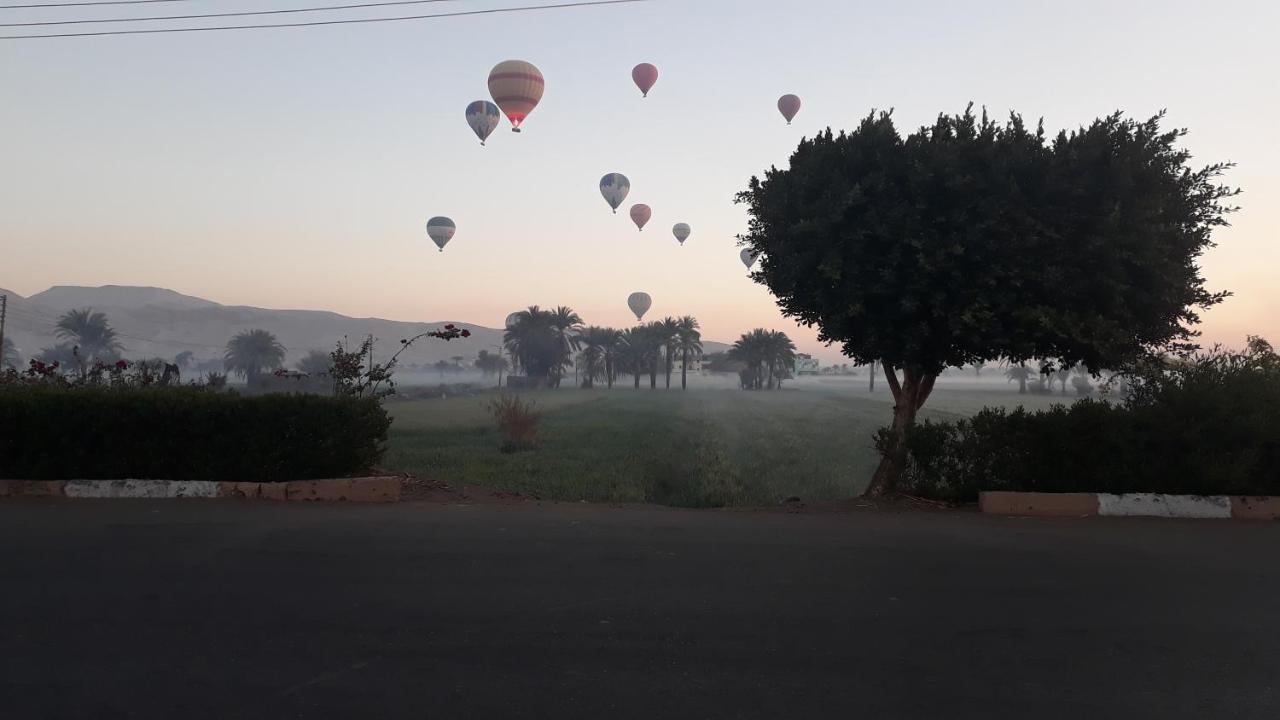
1,0,645,38
1,0,199,8
1,0,462,27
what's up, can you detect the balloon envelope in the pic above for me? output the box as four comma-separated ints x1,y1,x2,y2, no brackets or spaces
465,100,501,145
600,173,631,213
630,204,651,231
632,63,658,97
740,248,758,269
627,292,652,322
672,223,691,245
426,217,456,252
488,60,544,132
777,94,801,124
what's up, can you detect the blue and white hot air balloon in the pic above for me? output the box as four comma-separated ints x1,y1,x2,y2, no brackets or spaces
426,217,456,252
466,101,501,146
599,173,630,214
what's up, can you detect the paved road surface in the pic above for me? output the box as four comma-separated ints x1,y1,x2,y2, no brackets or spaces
2,500,1277,719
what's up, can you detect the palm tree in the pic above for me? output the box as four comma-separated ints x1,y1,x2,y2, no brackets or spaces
174,350,195,369
728,329,796,390
36,342,78,370
575,326,620,389
654,317,680,389
504,306,580,387
224,329,285,385
675,316,703,390
618,326,661,389
1005,362,1033,394
55,308,123,372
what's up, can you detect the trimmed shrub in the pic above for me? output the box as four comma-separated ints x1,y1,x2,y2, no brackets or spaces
0,387,390,482
888,343,1280,502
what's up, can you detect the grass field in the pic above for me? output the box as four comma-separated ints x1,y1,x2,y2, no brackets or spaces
383,376,1077,506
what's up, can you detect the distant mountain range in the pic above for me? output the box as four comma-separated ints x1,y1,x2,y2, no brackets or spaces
0,285,730,369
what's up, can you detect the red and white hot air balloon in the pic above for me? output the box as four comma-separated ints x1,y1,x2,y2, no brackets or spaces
630,204,652,231
488,60,544,133
632,63,658,97
777,94,801,125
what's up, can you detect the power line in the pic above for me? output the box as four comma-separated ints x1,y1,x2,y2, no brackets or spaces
1,0,462,27
1,0,645,38
1,0,198,8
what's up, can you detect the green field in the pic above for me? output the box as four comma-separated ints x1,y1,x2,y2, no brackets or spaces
383,378,1074,506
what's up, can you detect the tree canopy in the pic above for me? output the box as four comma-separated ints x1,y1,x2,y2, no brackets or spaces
736,107,1237,494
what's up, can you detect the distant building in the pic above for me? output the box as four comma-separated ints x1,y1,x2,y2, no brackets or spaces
674,356,704,373
794,354,820,375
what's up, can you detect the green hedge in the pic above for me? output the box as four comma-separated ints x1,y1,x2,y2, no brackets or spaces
0,387,391,482
891,398,1280,503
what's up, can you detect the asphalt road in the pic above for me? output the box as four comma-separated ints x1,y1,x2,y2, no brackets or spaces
2,500,1277,719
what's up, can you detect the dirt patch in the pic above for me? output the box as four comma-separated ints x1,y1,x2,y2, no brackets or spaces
398,474,543,505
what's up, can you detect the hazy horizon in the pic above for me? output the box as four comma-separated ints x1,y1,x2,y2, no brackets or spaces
4,0,1277,362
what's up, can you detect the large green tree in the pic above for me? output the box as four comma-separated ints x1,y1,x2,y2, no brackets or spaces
736,108,1236,496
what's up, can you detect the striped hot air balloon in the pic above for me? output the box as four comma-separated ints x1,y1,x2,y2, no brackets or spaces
632,63,658,97
777,94,801,125
465,101,501,145
629,204,651,231
627,292,652,322
672,223,691,245
488,60,544,133
426,217,456,252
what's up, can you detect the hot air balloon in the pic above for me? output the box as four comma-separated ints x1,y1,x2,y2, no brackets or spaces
777,94,801,125
672,223,691,245
740,248,758,269
627,292,652,322
630,204,651,231
488,60,544,133
426,217,456,252
600,173,630,214
632,63,658,97
465,100,501,145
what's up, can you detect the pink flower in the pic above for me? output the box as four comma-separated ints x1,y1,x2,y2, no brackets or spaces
461,330,471,337
115,360,129,370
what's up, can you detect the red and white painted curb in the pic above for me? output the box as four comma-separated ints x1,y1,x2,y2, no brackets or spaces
0,477,401,503
981,491,1280,520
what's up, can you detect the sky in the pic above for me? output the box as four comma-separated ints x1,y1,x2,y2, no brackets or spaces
2,0,1277,361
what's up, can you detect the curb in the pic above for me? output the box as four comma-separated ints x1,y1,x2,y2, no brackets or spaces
0,477,401,503
980,491,1280,520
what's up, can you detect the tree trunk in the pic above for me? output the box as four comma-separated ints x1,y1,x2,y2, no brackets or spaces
634,372,641,389
681,348,688,390
1017,362,1027,394
864,363,937,498
868,360,876,392
606,355,614,389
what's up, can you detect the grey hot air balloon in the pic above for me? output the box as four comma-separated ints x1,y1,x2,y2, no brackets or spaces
672,223,691,245
740,248,758,269
627,292,652,321
426,217,456,252
465,101,501,146
600,173,630,214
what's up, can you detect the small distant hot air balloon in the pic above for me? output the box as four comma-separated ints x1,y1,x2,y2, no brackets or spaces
627,292,652,322
740,248,759,269
488,60,544,133
632,63,658,97
426,217,456,252
600,173,630,214
777,94,801,125
630,204,651,231
465,100,501,145
672,223,691,245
